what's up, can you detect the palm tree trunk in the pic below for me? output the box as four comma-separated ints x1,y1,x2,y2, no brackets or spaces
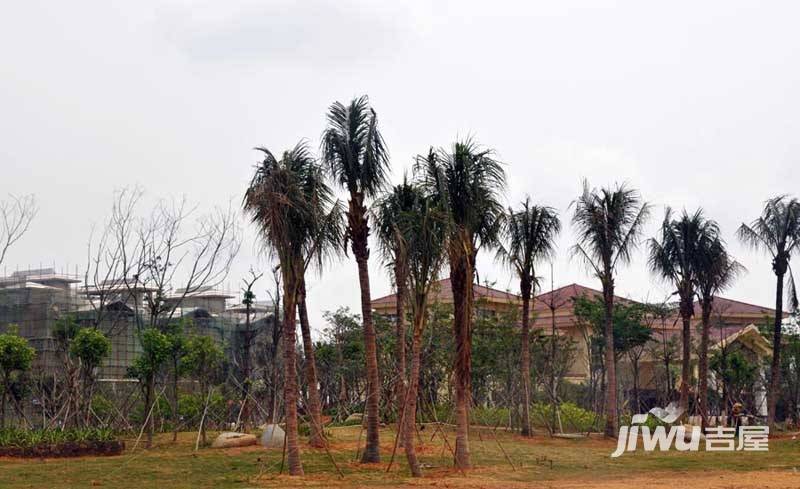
768,271,784,427
603,281,618,437
353,237,381,463
519,279,533,437
282,271,304,476
404,305,425,477
450,252,473,468
394,260,408,443
679,294,692,414
699,298,712,430
297,278,325,448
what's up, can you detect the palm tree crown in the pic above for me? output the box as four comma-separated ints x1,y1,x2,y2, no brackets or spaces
374,177,420,271
415,140,506,250
695,237,744,301
244,141,341,268
571,181,651,279
321,95,390,199
498,197,561,289
738,195,800,310
648,208,721,294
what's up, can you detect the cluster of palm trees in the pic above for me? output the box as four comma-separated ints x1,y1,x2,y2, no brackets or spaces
244,94,800,477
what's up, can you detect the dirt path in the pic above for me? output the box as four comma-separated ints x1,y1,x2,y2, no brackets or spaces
263,470,800,489
534,470,800,489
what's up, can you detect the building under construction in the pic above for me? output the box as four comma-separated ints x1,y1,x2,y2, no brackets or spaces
0,268,276,381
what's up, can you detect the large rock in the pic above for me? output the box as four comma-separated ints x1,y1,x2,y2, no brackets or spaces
211,432,258,449
261,424,286,449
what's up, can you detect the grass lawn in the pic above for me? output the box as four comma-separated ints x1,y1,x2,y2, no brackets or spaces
1,425,798,488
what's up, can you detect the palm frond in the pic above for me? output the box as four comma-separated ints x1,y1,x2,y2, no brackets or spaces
570,180,649,280
499,197,561,292
321,95,390,199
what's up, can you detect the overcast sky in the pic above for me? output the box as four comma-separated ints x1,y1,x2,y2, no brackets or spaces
2,0,799,335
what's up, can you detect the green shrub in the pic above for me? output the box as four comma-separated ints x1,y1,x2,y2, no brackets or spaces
531,402,602,432
0,428,116,448
91,394,115,420
177,391,226,423
470,406,510,427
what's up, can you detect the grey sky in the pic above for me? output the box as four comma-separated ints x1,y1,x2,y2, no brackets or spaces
2,0,799,335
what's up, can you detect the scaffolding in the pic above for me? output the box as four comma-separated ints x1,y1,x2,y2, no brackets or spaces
0,267,253,381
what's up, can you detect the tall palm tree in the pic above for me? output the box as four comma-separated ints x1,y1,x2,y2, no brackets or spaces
415,140,506,469
374,178,419,428
695,237,743,429
571,181,650,437
648,208,720,414
321,95,389,463
244,141,340,475
498,198,561,437
398,191,447,477
738,195,800,426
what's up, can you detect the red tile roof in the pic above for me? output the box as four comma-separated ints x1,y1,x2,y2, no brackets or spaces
371,278,520,308
692,296,778,317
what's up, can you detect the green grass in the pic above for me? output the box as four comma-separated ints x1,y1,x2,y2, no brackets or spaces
0,426,798,488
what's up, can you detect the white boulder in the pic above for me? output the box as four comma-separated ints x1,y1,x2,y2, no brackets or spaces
211,431,258,449
261,424,286,449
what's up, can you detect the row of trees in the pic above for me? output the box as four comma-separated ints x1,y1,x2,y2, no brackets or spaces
244,94,800,477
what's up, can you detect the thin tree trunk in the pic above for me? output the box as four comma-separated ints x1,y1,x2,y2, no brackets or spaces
298,278,325,448
679,293,692,414
240,303,253,431
200,383,208,446
1,378,7,429
768,271,784,427
519,279,533,437
699,299,712,430
282,271,304,476
394,260,408,443
450,251,474,468
403,306,425,477
145,376,154,449
603,281,618,437
172,359,179,442
631,357,640,414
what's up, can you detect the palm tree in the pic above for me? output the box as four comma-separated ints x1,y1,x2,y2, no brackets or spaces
695,237,743,429
648,208,720,414
398,190,447,477
244,141,340,475
374,178,419,429
498,198,561,436
321,95,389,463
571,181,650,437
738,195,800,426
415,141,506,469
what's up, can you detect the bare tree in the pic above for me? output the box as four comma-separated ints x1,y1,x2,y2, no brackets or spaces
0,194,38,268
84,188,142,335
124,196,240,329
86,188,240,446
